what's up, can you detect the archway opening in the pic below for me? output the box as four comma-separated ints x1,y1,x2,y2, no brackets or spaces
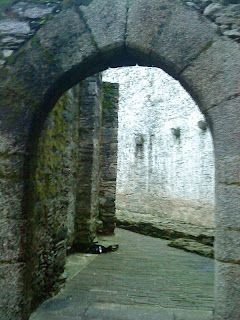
103,66,215,231
1,1,240,319
28,66,215,319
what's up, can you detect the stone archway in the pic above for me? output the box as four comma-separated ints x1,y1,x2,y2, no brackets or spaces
0,1,239,319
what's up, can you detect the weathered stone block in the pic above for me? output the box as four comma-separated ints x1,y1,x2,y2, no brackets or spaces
0,218,26,262
216,184,240,229
180,38,240,110
0,133,26,154
127,0,216,75
0,155,24,179
0,178,24,220
37,8,98,75
80,0,127,55
12,2,55,19
0,18,30,35
215,261,240,319
215,228,240,263
99,82,119,235
0,263,27,320
207,96,240,158
216,155,240,185
126,0,177,63
74,75,102,250
151,4,217,76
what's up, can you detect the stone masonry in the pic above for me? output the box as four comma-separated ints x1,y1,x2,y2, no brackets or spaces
99,82,119,235
72,74,102,252
0,0,240,68
26,84,79,310
4,74,118,316
0,0,239,319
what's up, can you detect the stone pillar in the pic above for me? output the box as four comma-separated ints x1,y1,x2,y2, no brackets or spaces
209,96,240,320
99,82,119,235
0,144,28,320
73,74,102,252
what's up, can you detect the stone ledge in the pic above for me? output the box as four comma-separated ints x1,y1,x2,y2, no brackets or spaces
168,238,214,258
116,210,214,258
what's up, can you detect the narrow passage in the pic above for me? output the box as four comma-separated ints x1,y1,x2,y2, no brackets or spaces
30,228,214,320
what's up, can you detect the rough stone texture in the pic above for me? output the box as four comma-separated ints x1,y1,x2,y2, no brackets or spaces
0,1,239,319
103,67,215,228
206,96,240,158
12,2,55,19
215,228,240,263
0,218,26,262
0,263,26,320
204,3,223,17
168,238,214,258
0,18,30,35
150,3,217,76
215,261,240,320
215,184,240,229
80,0,127,55
1,0,239,67
99,82,119,235
180,38,240,111
26,85,80,310
216,155,240,186
37,9,98,74
116,210,214,246
0,178,24,220
21,75,108,313
126,0,177,64
73,74,102,252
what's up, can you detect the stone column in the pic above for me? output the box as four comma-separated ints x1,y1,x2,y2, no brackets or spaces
99,82,119,235
0,84,35,319
209,96,240,320
0,142,28,320
73,74,102,252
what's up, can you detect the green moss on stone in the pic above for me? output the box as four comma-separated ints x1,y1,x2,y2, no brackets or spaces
101,82,117,111
201,41,214,53
27,88,79,309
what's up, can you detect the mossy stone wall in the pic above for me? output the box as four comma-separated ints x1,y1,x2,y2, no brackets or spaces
28,85,79,309
26,74,114,310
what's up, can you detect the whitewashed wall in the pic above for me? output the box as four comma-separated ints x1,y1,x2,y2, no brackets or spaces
103,66,215,227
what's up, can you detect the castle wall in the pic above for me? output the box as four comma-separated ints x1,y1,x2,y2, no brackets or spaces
28,84,79,309
26,74,105,310
103,67,215,227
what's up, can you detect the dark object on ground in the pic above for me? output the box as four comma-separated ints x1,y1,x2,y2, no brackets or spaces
90,243,119,254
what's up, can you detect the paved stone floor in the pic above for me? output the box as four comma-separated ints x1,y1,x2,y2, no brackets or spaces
30,228,214,320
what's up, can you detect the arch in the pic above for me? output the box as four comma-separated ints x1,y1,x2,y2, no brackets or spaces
0,1,240,319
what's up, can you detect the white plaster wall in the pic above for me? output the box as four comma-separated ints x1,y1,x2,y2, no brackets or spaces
103,66,215,227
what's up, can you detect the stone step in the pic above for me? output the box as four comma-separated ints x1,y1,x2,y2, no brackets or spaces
116,210,214,258
168,238,214,259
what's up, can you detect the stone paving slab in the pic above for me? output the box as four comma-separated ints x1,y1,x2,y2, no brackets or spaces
30,228,214,320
